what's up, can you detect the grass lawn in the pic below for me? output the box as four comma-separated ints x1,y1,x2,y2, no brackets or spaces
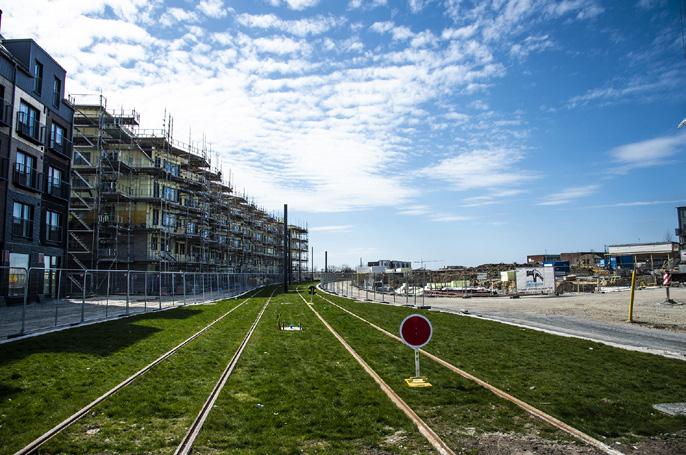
0,289,265,454
192,289,433,454
315,287,686,444
42,292,271,453
2,281,685,454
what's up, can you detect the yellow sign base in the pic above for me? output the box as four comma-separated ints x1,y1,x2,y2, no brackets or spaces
405,376,432,388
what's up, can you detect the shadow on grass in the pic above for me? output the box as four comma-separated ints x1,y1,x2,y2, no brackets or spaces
0,382,23,401
0,307,202,366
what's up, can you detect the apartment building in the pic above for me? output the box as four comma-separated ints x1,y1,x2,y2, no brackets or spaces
289,224,309,282
0,35,73,303
66,95,306,295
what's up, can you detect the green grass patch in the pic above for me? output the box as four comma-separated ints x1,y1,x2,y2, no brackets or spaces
316,288,686,442
192,290,433,454
0,290,264,454
309,288,579,452
42,293,271,453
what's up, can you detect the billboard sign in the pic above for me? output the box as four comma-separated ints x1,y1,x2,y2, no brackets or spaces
516,267,555,294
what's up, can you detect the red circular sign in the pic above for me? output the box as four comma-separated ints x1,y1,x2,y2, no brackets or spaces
399,314,432,348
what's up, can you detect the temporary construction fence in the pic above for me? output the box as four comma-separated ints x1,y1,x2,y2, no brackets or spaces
0,266,280,340
320,272,434,307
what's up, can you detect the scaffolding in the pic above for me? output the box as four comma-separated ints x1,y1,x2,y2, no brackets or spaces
66,94,308,294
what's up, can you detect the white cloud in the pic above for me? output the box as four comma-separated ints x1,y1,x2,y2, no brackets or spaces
586,199,686,209
418,149,534,191
609,133,686,173
269,0,320,10
235,13,345,37
537,185,600,206
349,0,387,9
510,35,554,60
408,0,427,13
398,204,431,216
197,0,227,18
369,21,414,41
252,36,308,55
310,225,354,232
429,213,471,222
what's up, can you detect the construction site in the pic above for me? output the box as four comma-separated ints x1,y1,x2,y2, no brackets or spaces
66,94,308,287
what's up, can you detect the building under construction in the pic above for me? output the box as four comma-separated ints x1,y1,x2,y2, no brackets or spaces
67,94,307,280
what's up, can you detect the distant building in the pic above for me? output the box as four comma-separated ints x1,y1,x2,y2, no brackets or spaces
526,254,560,266
0,33,74,302
357,259,411,274
606,242,680,270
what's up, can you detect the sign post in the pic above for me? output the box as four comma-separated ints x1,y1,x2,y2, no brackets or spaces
399,314,433,388
663,271,676,304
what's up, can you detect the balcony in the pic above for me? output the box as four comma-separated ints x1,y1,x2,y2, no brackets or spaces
46,177,69,199
45,226,62,243
0,99,11,126
12,218,32,239
49,135,68,157
16,112,44,145
13,163,41,192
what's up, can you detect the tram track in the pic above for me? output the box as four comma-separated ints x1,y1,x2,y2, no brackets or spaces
14,288,268,455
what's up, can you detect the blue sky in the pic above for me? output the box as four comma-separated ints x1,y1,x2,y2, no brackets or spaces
3,0,685,268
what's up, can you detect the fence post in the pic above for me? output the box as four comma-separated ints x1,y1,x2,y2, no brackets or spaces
54,269,62,327
158,271,162,310
20,267,28,334
126,270,130,314
172,273,176,307
81,271,87,323
106,271,110,318
182,272,187,306
143,271,148,312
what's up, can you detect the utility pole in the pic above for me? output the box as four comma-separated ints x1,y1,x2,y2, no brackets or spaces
283,204,288,293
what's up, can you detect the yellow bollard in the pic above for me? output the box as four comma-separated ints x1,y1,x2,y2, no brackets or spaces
628,269,636,322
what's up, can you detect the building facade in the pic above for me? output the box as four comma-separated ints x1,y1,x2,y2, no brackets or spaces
65,94,307,296
0,36,73,303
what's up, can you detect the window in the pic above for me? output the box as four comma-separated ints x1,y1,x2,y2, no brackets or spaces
12,202,33,238
15,151,38,189
162,211,176,227
163,160,180,176
53,77,61,106
150,236,158,251
47,166,63,197
161,238,169,252
50,123,65,152
33,60,43,95
45,210,61,242
152,209,159,226
175,242,186,255
18,101,40,141
186,222,197,235
163,186,178,202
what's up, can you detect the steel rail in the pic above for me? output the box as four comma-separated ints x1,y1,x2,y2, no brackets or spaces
174,287,277,455
15,288,266,455
295,289,455,455
315,286,623,455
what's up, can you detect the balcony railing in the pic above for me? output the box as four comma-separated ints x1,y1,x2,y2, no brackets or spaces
45,226,61,243
12,217,32,239
13,163,41,191
49,135,68,156
16,112,44,144
47,177,69,199
0,99,11,126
